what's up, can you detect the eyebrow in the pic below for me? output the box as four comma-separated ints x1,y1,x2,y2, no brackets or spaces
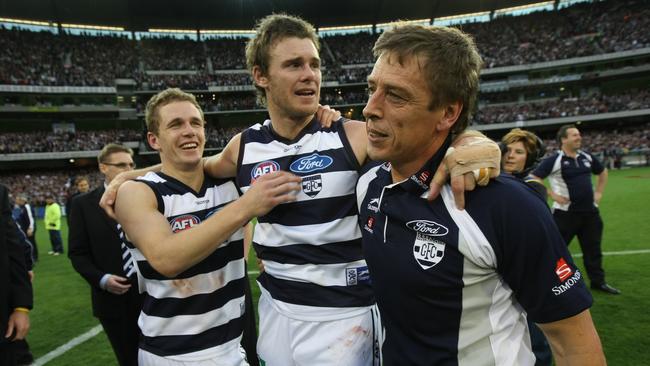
281,56,320,65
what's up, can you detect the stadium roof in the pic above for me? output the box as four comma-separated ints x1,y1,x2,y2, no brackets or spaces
0,0,548,31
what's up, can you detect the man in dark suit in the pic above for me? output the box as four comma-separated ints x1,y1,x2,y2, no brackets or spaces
68,144,142,366
1,184,32,366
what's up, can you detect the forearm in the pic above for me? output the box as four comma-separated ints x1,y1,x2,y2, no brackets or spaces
539,311,605,366
595,170,608,195
139,197,253,277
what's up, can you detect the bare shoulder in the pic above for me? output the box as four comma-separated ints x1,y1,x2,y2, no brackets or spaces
115,180,157,216
204,132,242,178
343,119,368,165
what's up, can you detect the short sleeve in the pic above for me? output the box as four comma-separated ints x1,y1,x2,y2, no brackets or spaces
531,153,557,179
466,180,592,323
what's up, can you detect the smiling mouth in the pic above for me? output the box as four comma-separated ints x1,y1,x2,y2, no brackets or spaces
180,142,198,150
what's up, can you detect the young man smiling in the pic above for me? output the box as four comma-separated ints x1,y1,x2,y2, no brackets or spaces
113,88,300,365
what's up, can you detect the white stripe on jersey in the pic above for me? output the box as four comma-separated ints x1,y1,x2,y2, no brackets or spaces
357,165,382,210
140,172,166,183
159,183,240,218
143,258,245,299
264,259,368,287
255,215,360,247
441,186,534,366
547,153,570,211
139,296,245,337
241,170,357,201
240,131,345,164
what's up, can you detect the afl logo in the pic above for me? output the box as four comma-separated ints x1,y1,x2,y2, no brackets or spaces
251,160,280,180
289,153,333,173
406,220,449,237
170,215,200,233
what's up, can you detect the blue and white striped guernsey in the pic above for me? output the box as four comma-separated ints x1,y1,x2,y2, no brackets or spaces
121,172,246,359
237,118,374,320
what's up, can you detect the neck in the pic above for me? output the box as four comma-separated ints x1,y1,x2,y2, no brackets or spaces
562,146,577,157
267,103,313,140
391,133,448,183
160,163,205,192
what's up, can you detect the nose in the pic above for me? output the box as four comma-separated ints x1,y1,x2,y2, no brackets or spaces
300,64,318,82
363,90,382,122
180,121,196,136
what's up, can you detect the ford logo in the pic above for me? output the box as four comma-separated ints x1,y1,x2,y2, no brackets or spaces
406,220,449,237
289,153,333,173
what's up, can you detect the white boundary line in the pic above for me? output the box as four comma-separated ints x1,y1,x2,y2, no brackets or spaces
34,248,650,364
572,248,650,257
33,324,103,366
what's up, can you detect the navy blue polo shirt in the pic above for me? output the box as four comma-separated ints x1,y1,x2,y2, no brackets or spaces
533,150,604,212
356,140,592,365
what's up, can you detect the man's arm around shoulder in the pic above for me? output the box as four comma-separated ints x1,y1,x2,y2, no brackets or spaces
537,309,606,366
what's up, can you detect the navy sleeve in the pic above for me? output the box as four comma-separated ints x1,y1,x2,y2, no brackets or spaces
466,178,592,324
589,152,605,175
531,153,557,179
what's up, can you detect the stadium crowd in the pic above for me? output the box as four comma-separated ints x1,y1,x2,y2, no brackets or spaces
0,170,102,207
0,127,240,154
1,0,648,88
2,123,647,207
0,129,141,153
474,90,650,125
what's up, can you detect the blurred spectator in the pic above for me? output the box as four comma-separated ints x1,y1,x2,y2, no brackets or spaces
44,195,63,256
474,90,650,125
1,171,103,206
0,129,140,153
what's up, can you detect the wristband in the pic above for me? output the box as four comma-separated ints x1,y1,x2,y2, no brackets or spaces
14,307,30,314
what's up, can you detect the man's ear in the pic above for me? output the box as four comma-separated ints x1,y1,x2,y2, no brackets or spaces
252,66,269,89
147,132,160,151
437,101,463,132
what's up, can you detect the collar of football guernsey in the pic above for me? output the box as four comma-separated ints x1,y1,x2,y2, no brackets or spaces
378,135,452,195
266,116,332,145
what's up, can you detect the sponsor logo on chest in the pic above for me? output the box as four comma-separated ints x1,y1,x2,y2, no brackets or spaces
406,220,449,236
170,214,201,233
289,153,333,173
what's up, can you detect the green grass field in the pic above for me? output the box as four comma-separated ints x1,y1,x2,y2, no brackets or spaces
24,167,650,365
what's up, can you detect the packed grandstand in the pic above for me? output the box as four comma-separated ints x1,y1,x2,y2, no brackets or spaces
1,0,649,208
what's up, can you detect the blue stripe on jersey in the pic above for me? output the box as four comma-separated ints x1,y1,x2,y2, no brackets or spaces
140,317,243,357
237,118,373,315
257,272,374,308
142,277,246,318
257,196,357,226
135,240,243,280
254,239,364,265
123,171,245,357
